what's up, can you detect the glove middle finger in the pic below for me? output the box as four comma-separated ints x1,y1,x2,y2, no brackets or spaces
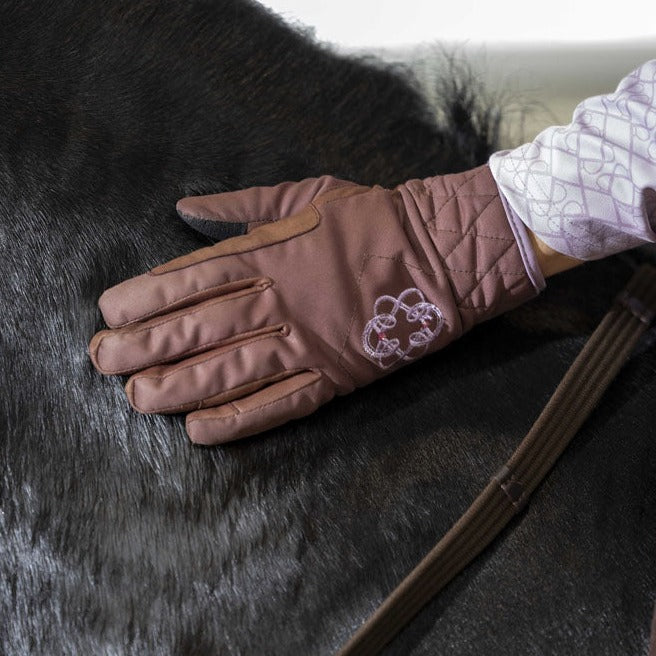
124,325,295,414
89,279,276,375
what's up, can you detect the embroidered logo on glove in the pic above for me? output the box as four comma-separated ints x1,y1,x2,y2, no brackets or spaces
362,287,444,369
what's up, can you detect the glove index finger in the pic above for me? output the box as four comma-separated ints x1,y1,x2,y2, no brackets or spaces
98,180,369,329
177,175,350,239
98,200,323,328
98,273,269,329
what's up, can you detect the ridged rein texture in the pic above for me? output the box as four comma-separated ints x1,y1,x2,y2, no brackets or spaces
337,264,656,656
90,165,538,444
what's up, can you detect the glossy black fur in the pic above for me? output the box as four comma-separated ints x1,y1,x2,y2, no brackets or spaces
0,1,654,653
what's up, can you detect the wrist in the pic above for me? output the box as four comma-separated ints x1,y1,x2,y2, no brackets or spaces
525,228,583,278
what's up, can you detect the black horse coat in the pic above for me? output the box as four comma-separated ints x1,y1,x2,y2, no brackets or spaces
1,1,654,653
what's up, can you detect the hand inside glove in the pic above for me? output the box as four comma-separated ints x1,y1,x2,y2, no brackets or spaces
89,165,551,445
89,60,656,446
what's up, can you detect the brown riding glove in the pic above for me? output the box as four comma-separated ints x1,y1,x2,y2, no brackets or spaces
89,165,540,445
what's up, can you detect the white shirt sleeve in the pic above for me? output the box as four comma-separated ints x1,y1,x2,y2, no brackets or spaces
489,59,656,261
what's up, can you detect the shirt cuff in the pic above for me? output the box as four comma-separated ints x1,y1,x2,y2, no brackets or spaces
496,179,546,293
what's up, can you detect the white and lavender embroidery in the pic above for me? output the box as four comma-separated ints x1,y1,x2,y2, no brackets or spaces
362,287,443,369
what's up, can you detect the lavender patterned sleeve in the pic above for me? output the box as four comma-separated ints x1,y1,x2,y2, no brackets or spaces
489,59,656,261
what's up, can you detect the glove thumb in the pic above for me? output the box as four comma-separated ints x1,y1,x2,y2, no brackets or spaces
176,175,353,241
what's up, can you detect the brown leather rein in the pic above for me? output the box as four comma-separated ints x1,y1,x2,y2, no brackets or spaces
338,264,656,655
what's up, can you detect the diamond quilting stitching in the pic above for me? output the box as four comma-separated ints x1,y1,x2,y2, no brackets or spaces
428,187,524,309
422,166,479,223
438,194,501,262
454,238,517,309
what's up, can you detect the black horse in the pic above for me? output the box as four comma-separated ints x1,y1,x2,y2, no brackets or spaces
1,1,654,653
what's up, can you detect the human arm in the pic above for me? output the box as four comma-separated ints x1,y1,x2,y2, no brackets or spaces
89,60,656,445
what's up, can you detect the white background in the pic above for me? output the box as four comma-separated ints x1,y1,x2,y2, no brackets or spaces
257,0,656,144
258,0,656,48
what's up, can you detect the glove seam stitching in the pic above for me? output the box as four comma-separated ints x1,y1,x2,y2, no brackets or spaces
129,333,288,413
336,253,369,388
99,324,285,376
187,371,323,424
132,331,283,382
135,368,306,414
420,166,491,225
109,283,270,336
438,195,501,262
455,239,517,309
431,227,514,242
112,277,267,327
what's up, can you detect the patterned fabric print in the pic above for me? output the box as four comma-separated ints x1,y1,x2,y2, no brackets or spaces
362,287,443,369
489,59,656,260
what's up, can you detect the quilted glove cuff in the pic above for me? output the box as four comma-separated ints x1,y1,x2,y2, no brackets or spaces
397,164,544,339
